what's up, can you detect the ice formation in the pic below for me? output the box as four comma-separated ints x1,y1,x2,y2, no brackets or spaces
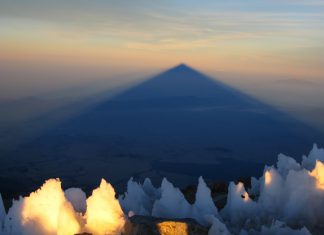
152,178,192,219
302,144,324,170
2,179,126,235
239,221,311,235
0,193,5,230
151,177,219,226
65,188,87,213
119,177,154,216
142,178,161,199
223,144,324,234
192,177,219,226
85,179,126,235
221,182,257,227
208,216,231,235
4,179,81,235
0,144,324,235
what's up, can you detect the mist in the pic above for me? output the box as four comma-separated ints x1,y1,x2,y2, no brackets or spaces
212,71,324,132
0,63,158,153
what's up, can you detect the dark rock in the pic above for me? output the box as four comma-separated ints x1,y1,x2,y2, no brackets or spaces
181,185,197,204
235,177,251,189
208,181,228,196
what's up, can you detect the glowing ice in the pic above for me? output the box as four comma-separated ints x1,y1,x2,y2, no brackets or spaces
309,160,324,189
5,179,80,235
85,179,126,235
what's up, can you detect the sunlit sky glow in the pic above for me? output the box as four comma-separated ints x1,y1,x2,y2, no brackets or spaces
1,0,324,78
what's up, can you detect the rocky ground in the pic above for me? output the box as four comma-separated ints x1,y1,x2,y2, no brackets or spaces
76,216,208,235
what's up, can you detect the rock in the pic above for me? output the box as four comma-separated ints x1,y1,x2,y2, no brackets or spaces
182,185,197,204
124,215,208,235
157,221,189,235
208,182,228,197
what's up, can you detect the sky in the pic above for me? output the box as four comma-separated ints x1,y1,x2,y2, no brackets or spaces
1,0,324,77
0,0,324,130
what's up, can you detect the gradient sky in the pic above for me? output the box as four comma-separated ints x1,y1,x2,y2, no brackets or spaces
1,0,324,78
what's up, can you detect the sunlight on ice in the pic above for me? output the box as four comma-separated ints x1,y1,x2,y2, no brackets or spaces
242,192,249,202
57,201,81,235
20,179,80,235
85,179,126,235
264,170,272,186
309,160,324,190
5,178,80,235
4,178,126,235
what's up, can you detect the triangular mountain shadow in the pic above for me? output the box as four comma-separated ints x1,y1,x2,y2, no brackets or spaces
3,64,324,194
93,63,261,110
